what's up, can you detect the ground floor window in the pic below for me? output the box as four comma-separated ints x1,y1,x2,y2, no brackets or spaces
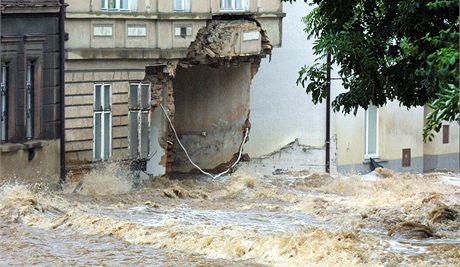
365,105,378,158
1,63,8,143
128,82,151,159
93,83,112,161
26,61,35,140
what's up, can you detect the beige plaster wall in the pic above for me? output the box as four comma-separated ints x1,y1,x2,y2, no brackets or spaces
257,18,282,47
423,107,460,156
378,103,425,160
66,20,91,49
335,102,426,166
0,140,60,182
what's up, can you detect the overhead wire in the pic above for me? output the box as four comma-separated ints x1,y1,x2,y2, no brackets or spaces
159,103,249,180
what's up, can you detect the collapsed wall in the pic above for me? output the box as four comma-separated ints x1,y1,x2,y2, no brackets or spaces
144,18,272,175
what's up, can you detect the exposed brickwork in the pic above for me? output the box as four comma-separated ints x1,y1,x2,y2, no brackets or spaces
145,65,176,175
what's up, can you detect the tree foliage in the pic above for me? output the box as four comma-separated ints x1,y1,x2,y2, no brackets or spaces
284,0,459,141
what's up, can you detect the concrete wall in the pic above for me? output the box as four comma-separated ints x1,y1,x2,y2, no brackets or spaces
65,17,278,51
172,64,252,172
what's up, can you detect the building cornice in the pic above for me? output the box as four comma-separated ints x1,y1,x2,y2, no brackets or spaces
1,6,60,14
65,11,285,20
67,48,189,60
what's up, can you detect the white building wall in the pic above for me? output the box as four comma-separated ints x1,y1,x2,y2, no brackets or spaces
247,2,324,155
245,1,328,173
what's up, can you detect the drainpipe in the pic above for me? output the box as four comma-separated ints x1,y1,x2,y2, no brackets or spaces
59,0,66,183
325,53,331,173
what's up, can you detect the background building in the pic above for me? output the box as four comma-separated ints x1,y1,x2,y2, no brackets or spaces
0,0,65,181
64,0,284,176
247,1,459,174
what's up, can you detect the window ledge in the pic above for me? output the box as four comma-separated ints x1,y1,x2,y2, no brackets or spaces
0,143,23,153
362,158,388,164
1,140,44,153
23,140,44,150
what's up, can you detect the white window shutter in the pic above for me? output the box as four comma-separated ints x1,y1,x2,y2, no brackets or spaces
129,111,139,159
140,111,150,159
140,84,150,109
175,27,181,36
94,113,102,160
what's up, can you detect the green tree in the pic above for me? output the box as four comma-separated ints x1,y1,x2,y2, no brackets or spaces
284,0,459,141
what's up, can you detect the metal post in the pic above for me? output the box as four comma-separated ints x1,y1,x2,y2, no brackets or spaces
59,0,66,184
325,53,331,173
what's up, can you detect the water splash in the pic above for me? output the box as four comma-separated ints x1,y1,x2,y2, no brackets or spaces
0,169,459,266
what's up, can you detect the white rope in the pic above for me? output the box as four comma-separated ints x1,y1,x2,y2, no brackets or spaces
159,103,249,180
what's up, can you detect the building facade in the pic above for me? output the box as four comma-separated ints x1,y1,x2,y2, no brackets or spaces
247,1,459,174
64,0,284,176
0,0,65,181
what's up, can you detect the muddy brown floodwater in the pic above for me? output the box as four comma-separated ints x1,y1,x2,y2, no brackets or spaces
1,164,459,266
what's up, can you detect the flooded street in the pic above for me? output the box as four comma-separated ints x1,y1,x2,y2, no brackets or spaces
1,166,459,266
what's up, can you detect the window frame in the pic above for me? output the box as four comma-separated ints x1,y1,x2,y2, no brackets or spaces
365,105,379,159
128,82,151,159
93,83,112,161
220,0,247,12
101,0,132,11
174,0,191,12
174,25,193,38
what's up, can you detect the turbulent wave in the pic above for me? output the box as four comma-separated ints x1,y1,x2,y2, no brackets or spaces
0,168,459,265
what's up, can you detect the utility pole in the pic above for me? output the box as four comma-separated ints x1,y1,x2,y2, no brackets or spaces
59,0,66,184
325,53,331,173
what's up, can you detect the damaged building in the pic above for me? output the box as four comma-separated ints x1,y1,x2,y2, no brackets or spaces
63,0,284,176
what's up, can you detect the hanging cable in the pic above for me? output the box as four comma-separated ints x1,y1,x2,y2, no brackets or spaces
159,103,249,180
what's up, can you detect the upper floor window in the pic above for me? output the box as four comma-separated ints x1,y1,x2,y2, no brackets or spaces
174,0,191,12
220,0,247,11
101,0,132,11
